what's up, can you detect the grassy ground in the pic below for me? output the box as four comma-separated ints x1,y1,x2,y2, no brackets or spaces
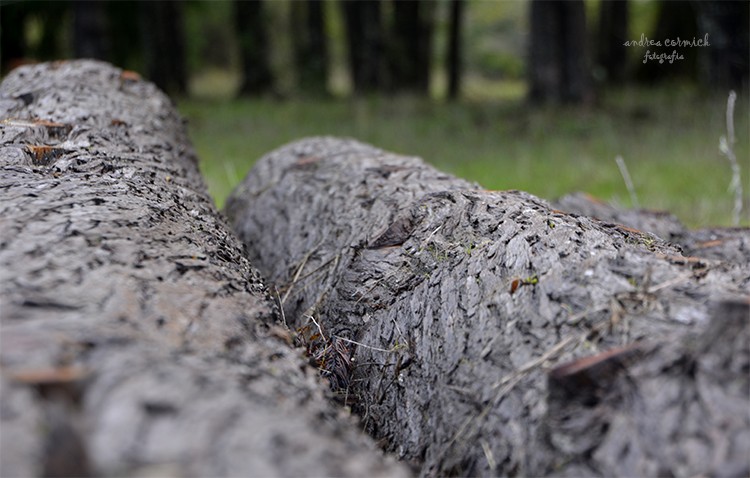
178,83,748,228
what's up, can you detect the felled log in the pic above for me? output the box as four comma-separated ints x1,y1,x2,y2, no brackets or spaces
226,137,749,477
0,62,407,478
554,191,750,267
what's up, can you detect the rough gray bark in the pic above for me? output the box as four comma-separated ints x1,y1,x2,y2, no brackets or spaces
539,298,750,477
0,61,408,478
554,191,750,276
226,137,749,477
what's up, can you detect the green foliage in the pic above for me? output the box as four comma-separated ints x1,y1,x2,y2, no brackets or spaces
183,1,237,73
179,83,748,228
474,51,524,80
465,0,527,84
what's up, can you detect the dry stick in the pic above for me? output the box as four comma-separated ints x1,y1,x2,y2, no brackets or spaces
281,250,313,305
281,237,329,305
444,327,582,455
444,277,683,455
615,155,640,209
273,286,288,328
719,90,742,226
304,314,327,342
301,253,342,320
332,336,395,354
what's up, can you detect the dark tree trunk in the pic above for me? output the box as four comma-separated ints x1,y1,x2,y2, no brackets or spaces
225,137,749,477
694,0,750,89
0,1,29,73
0,1,66,71
73,0,110,60
635,0,699,84
446,0,464,101
389,0,434,94
528,0,592,104
0,61,408,478
34,1,69,61
106,1,144,72
595,0,629,83
291,0,329,96
139,0,187,96
341,0,384,94
235,0,275,96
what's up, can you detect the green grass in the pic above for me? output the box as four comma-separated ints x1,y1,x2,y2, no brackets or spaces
178,83,748,228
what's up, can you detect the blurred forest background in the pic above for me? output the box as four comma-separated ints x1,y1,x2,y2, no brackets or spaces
1,0,748,227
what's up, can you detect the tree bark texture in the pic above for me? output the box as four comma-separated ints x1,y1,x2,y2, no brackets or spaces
0,61,408,478
554,191,750,272
225,137,749,477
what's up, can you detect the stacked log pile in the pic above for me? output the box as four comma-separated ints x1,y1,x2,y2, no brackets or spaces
226,137,749,477
0,61,407,477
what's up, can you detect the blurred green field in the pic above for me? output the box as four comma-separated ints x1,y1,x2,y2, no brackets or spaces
178,84,748,228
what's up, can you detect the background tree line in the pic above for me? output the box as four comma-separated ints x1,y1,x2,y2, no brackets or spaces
1,0,747,103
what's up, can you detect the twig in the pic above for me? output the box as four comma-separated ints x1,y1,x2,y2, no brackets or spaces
422,225,443,247
302,253,340,318
719,90,742,226
491,336,577,390
332,335,395,354
646,272,694,294
615,155,640,209
282,249,313,305
304,314,327,342
446,305,625,453
480,439,497,471
273,286,287,328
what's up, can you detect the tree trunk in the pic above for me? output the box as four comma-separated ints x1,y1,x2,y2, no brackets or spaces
341,0,384,94
446,0,464,101
73,0,111,61
0,1,29,73
291,0,329,96
139,0,187,96
0,61,408,478
595,0,628,84
694,0,750,89
234,0,275,96
528,0,592,104
635,0,699,84
34,1,69,61
225,137,749,477
106,1,144,73
389,0,434,94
